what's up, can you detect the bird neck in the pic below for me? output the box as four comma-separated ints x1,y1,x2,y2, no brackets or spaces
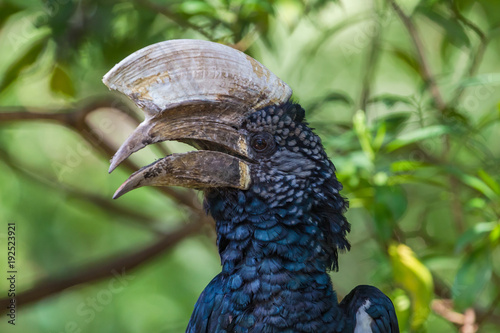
204,188,349,330
205,185,349,277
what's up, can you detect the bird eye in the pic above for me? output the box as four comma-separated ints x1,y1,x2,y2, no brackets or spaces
253,138,267,150
250,132,276,155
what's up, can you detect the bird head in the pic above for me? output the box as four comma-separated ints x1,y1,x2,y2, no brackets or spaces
104,39,350,270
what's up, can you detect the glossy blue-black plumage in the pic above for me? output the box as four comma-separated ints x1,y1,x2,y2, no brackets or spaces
187,102,398,332
340,285,399,333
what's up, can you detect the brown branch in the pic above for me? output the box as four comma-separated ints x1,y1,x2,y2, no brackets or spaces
0,147,163,231
0,97,204,213
0,97,216,310
0,221,203,312
231,29,259,52
0,109,68,122
432,271,500,328
449,174,465,232
0,97,144,173
432,299,477,332
449,2,489,105
443,138,465,233
461,308,478,333
389,1,469,233
389,0,447,112
431,298,500,331
451,3,486,41
452,4,487,78
432,299,464,326
359,8,383,111
78,120,201,211
0,97,140,125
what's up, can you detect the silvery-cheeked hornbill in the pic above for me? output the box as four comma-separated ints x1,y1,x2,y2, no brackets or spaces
103,39,399,333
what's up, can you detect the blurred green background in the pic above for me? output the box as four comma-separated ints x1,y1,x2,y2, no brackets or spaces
0,0,499,332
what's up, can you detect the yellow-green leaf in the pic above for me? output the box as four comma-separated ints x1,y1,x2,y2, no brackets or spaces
50,65,75,97
477,169,500,195
353,110,374,161
386,125,450,152
454,172,497,200
489,223,500,247
389,243,434,331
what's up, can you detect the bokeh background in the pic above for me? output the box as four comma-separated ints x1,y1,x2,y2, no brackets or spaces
1,0,499,332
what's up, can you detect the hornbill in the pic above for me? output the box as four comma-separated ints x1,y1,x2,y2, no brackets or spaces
104,39,399,333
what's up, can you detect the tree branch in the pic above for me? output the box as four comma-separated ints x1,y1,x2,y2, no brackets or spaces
449,2,489,105
432,299,477,332
389,0,469,234
0,147,163,232
0,97,204,213
0,221,204,312
0,97,218,309
0,97,140,125
359,11,383,111
389,0,447,112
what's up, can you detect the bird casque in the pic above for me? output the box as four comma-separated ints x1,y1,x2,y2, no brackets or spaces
104,39,399,333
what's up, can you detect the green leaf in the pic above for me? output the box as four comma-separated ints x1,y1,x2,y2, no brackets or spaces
0,2,23,28
372,122,386,152
368,94,413,108
389,174,447,188
303,12,367,62
454,0,478,11
386,125,450,152
418,7,470,48
389,243,434,331
372,186,407,241
453,247,492,311
459,73,500,87
50,65,75,97
373,112,412,136
321,91,354,106
477,169,500,195
0,36,47,92
390,160,428,173
353,110,374,161
465,197,486,210
476,108,500,130
452,171,498,200
489,224,500,246
455,222,496,253
470,1,500,30
391,48,420,74
307,91,354,113
390,289,411,333
179,1,216,16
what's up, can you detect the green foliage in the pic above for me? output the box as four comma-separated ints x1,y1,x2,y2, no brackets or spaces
389,243,434,331
1,0,500,332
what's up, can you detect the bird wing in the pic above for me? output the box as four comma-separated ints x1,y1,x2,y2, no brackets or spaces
340,285,399,333
186,274,227,333
363,294,399,333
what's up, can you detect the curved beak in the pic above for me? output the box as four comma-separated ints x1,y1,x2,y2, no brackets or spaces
103,39,292,198
108,107,250,174
112,150,251,199
109,108,253,199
